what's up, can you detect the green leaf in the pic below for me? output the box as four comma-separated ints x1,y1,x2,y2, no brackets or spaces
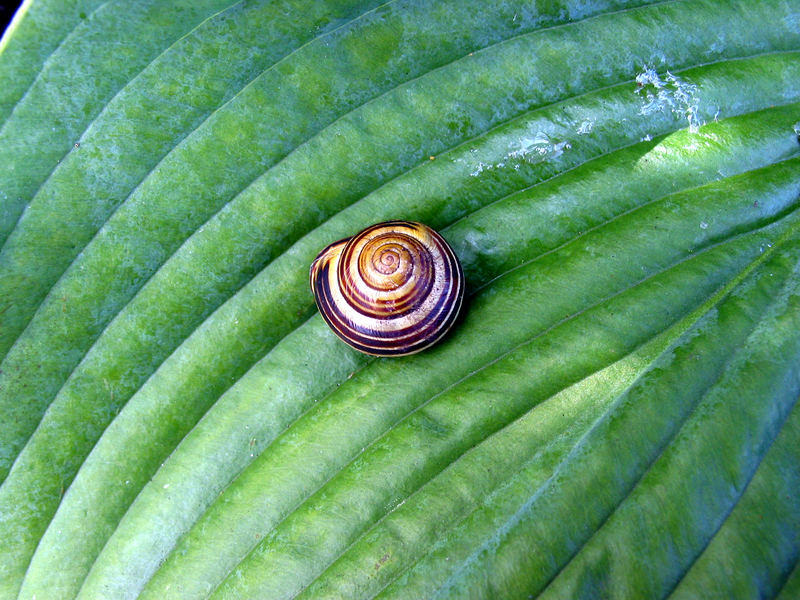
1,1,798,599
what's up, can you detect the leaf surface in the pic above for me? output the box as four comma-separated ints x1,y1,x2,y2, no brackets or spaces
1,1,798,599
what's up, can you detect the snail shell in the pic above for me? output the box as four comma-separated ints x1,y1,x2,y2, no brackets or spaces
310,220,464,356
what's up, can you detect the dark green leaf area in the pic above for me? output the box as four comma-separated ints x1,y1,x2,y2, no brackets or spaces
776,562,800,600
535,259,800,600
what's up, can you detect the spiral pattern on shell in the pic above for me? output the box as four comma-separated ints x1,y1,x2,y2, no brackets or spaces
310,221,464,356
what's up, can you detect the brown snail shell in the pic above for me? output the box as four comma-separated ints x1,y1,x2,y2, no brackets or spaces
310,221,464,356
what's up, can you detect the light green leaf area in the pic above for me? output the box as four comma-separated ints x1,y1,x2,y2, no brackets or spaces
0,0,798,598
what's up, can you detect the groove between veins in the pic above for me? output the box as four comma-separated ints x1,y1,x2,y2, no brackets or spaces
770,558,800,600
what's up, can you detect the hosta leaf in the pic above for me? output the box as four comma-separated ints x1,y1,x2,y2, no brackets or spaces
1,0,798,599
